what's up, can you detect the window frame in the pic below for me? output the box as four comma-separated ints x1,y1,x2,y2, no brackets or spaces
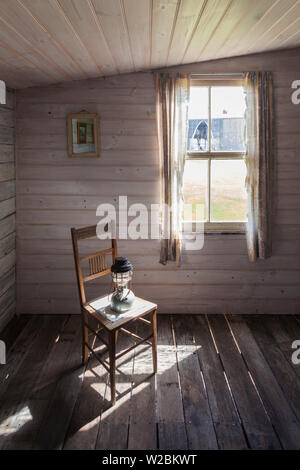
184,76,247,233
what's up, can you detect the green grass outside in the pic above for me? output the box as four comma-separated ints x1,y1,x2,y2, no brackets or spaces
182,196,247,222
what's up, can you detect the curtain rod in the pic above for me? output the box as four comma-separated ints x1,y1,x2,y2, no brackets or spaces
191,73,244,76
191,73,244,78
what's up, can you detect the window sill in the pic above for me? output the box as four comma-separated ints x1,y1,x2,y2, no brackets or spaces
182,231,246,238
182,222,246,235
204,230,246,235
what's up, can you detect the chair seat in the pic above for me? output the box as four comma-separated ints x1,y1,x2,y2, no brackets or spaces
84,295,157,331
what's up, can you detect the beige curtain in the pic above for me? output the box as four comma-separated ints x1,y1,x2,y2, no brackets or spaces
244,72,274,261
156,73,190,266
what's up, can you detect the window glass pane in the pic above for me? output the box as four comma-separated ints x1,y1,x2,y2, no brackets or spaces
211,87,246,152
183,160,208,221
210,159,247,222
188,87,209,152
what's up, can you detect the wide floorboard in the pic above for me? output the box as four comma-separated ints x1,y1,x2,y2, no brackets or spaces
0,314,300,450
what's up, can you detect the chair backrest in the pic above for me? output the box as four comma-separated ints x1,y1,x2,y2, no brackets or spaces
71,224,117,306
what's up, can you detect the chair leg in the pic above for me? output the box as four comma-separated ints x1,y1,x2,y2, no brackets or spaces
82,310,89,364
109,330,117,405
151,309,158,373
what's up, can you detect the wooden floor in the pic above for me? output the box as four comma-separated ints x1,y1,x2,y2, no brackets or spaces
0,314,300,450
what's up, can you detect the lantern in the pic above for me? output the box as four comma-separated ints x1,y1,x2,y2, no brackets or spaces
110,257,135,313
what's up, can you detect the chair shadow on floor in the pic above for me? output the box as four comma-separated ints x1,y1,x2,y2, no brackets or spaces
0,316,160,450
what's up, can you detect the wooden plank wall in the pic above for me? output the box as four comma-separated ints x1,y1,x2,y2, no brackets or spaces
0,88,16,329
16,48,300,315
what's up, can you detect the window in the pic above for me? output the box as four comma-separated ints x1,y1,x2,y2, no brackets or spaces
183,77,247,232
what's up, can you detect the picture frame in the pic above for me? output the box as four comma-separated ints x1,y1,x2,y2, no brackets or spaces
67,113,99,157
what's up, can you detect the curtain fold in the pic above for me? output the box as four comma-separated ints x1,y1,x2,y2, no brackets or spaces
156,73,190,266
244,71,274,262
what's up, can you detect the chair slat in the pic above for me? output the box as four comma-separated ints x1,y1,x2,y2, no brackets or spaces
74,223,109,240
83,268,111,282
79,247,113,262
88,253,107,276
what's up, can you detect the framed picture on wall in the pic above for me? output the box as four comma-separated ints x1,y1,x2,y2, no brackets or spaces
67,113,99,157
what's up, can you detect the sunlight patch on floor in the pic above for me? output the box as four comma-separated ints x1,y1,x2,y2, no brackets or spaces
0,406,33,436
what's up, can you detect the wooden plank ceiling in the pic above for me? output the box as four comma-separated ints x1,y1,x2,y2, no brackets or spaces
0,0,300,89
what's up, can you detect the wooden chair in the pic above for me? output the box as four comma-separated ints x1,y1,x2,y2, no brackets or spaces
71,224,157,405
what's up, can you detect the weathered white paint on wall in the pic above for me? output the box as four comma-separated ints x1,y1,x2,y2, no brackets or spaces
0,88,16,329
0,81,6,104
16,48,300,314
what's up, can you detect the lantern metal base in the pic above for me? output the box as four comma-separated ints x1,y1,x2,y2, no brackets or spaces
110,290,135,314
